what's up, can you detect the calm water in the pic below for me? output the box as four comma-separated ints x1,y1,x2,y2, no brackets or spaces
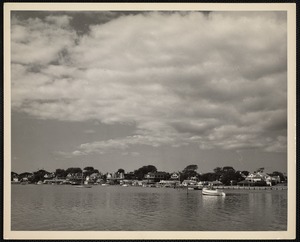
11,185,287,231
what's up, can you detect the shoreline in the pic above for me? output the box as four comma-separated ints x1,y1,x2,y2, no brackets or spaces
213,185,287,190
11,182,288,190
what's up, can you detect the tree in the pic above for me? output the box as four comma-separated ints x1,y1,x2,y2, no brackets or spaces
66,167,82,174
84,166,94,172
222,166,235,172
213,167,222,180
199,172,218,182
220,170,243,185
256,167,264,173
269,171,286,182
11,172,18,181
32,169,49,183
55,169,67,178
183,164,198,172
117,168,125,174
180,164,199,181
241,170,250,177
134,165,157,180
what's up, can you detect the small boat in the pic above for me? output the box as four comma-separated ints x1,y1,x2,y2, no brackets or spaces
75,184,92,188
202,187,225,196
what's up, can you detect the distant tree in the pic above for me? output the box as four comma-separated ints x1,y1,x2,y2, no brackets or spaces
165,172,171,180
19,172,33,179
32,169,49,183
84,166,94,172
55,169,67,178
241,171,250,177
256,167,265,173
199,172,218,182
213,167,222,174
66,167,82,174
222,166,235,172
220,170,243,185
213,167,222,180
11,171,18,181
134,165,157,180
181,164,199,181
183,164,198,172
269,171,286,182
117,168,125,174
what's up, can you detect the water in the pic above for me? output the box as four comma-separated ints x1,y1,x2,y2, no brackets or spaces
11,185,287,231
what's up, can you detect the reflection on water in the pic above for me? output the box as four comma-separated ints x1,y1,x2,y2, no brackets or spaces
11,185,287,231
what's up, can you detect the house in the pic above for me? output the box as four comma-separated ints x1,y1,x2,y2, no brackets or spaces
89,173,100,181
245,171,280,186
44,173,55,179
144,171,168,183
182,180,198,186
246,173,264,183
170,172,180,180
159,180,180,187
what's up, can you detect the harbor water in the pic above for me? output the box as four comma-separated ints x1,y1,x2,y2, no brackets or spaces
11,185,287,231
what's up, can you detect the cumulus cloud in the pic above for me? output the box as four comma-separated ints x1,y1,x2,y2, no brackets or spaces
11,11,287,155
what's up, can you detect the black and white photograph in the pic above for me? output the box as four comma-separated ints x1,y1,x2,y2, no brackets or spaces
4,3,296,240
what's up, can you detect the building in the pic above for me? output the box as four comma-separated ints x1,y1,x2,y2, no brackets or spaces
144,171,168,183
170,172,180,180
245,171,281,186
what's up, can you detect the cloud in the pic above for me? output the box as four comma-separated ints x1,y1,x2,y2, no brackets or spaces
11,11,287,154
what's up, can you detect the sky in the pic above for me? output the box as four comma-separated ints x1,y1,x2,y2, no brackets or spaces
10,11,288,175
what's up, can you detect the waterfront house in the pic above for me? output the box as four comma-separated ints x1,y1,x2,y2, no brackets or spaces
209,180,223,186
182,180,198,186
246,172,264,182
245,171,280,186
159,180,180,187
13,177,19,182
144,171,168,183
170,172,180,180
89,173,100,182
106,172,125,184
44,173,55,179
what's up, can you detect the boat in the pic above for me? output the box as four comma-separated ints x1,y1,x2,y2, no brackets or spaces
75,184,92,188
202,187,225,196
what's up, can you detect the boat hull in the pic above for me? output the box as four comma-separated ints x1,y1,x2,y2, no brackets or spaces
75,185,92,188
202,188,225,196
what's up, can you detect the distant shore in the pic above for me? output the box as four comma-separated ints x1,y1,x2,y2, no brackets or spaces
11,182,287,190
213,185,287,190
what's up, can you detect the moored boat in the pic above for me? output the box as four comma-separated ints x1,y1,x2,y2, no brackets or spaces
202,187,225,196
75,184,92,188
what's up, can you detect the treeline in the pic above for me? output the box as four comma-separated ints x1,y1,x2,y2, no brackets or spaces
11,164,286,185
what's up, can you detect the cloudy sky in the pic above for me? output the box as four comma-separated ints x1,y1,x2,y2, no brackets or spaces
11,11,287,174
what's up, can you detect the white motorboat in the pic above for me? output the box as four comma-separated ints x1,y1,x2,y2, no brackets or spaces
202,187,225,196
